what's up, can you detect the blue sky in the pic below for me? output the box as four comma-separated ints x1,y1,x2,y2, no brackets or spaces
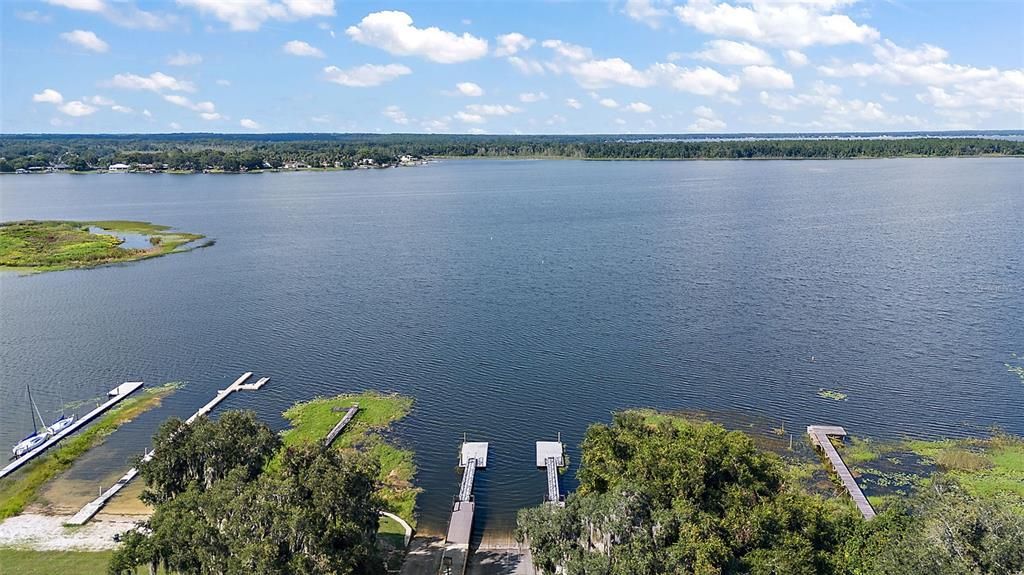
2,0,1021,134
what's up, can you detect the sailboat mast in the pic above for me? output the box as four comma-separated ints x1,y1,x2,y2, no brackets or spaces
28,385,47,432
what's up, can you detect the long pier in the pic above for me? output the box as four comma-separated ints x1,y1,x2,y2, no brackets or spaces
441,441,488,575
324,404,360,447
536,440,565,505
807,425,876,520
66,373,268,526
1,381,144,480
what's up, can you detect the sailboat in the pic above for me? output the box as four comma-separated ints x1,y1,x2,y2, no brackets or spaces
11,385,50,458
46,388,75,436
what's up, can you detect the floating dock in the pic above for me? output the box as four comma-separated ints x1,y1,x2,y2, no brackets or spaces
807,425,876,520
536,440,565,505
1,381,144,480
324,404,360,447
66,373,268,526
440,441,488,575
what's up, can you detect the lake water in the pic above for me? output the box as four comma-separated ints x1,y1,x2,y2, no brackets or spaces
1,159,1022,535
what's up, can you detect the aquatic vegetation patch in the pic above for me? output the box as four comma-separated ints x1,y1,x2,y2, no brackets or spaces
817,388,848,401
0,383,179,521
0,220,206,273
281,392,418,526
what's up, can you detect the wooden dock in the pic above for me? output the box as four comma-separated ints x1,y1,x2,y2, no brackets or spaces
807,425,876,520
1,381,144,480
324,404,359,447
441,441,488,575
66,373,268,526
536,440,565,506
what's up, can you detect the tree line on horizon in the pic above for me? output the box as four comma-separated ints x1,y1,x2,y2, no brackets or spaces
1,135,1021,172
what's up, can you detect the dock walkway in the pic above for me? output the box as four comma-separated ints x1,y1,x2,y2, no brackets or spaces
807,425,875,520
1,382,144,480
66,373,267,526
441,441,488,575
536,441,565,506
324,404,359,447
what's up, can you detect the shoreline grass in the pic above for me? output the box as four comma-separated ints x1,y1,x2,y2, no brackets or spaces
0,383,180,521
281,391,418,526
0,220,207,274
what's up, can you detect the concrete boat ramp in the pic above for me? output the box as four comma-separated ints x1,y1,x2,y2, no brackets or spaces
66,372,270,526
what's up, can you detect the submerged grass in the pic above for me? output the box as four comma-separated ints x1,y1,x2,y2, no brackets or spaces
0,220,206,273
0,383,180,521
280,392,418,526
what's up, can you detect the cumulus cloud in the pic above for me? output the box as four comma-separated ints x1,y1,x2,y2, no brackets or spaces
60,29,109,52
109,72,195,93
494,32,534,57
383,105,409,124
111,104,133,113
86,95,114,106
283,40,324,58
624,0,670,29
650,63,741,96
322,63,412,87
675,0,879,47
456,82,484,97
519,92,548,103
565,98,583,109
346,11,488,63
507,56,545,75
742,65,794,89
163,94,220,120
240,118,261,129
542,39,592,61
689,105,726,131
599,98,619,108
44,0,104,12
784,49,808,67
177,0,334,31
168,51,202,66
455,111,485,124
694,40,772,66
465,104,521,116
625,101,653,113
47,0,175,30
33,88,64,104
58,100,98,117
570,58,654,89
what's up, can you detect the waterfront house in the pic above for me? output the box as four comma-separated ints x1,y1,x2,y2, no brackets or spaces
108,163,130,173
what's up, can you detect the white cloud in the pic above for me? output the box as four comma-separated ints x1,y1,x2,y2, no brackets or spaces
282,40,324,58
17,10,54,23
546,114,567,125
421,118,449,132
60,29,109,53
784,49,808,67
163,95,219,120
455,111,485,124
216,79,232,86
109,72,195,93
58,100,97,116
519,92,548,103
168,51,202,66
614,118,627,126
111,104,133,113
86,95,114,106
142,109,152,117
322,63,412,87
819,40,1003,86
742,65,794,89
570,58,653,89
346,11,488,63
456,82,484,97
625,101,653,113
599,98,619,108
32,89,64,104
650,63,741,96
169,122,182,130
624,0,669,29
507,56,545,75
694,40,772,66
467,128,487,134
177,0,334,31
675,0,879,48
541,39,592,61
465,104,521,116
494,32,534,57
689,105,725,131
200,112,223,121
383,105,409,125
44,0,104,12
565,98,583,109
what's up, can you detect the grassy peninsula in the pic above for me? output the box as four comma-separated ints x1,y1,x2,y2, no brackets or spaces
281,391,418,526
0,220,207,273
0,383,180,521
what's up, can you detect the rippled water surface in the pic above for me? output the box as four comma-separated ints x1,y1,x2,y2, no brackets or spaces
1,159,1022,533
